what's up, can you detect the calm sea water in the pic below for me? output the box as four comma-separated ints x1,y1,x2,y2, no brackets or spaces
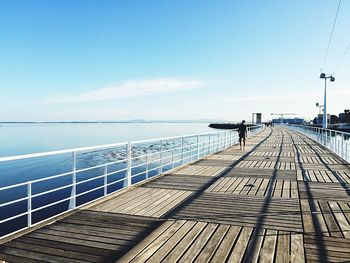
0,123,215,236
0,123,212,157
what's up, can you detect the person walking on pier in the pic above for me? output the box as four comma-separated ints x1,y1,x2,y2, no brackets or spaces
238,120,247,150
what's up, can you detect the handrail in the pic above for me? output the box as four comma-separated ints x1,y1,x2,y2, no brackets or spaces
0,141,129,162
0,125,264,238
0,130,239,162
287,124,350,162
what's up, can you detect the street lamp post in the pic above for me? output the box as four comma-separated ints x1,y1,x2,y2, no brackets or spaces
319,73,335,129
316,102,324,125
316,102,323,115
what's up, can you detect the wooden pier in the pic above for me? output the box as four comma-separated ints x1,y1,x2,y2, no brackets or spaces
1,127,350,262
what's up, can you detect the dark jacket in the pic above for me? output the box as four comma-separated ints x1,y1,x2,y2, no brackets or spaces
238,123,247,138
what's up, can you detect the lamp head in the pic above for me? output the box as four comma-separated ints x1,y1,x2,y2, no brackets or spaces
320,73,326,79
330,76,335,82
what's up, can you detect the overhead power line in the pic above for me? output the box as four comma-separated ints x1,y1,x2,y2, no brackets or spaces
336,41,350,71
322,0,342,69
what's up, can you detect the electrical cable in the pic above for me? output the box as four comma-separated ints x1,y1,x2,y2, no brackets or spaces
335,41,350,71
322,0,342,69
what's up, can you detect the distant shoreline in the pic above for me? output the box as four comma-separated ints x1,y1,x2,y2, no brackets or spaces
208,123,256,130
0,120,219,124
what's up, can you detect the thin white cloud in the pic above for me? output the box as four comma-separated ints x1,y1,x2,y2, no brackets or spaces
44,78,206,104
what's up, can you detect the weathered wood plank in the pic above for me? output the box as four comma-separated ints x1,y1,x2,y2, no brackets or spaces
161,222,207,262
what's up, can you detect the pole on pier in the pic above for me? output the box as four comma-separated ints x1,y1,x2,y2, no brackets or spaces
323,77,327,128
320,72,335,129
181,137,184,164
197,135,200,159
127,142,132,187
70,151,77,209
160,140,163,173
104,164,108,196
27,182,32,227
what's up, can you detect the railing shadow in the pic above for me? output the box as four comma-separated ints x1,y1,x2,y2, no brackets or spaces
163,128,273,220
285,129,329,262
296,131,350,196
242,128,285,262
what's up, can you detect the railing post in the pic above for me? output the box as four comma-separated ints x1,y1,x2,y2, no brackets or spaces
160,140,163,173
208,134,211,154
181,137,185,164
335,134,337,154
197,135,200,159
127,142,132,187
227,131,230,147
224,131,227,149
217,133,219,151
228,130,232,147
27,182,32,227
342,133,345,160
104,164,108,196
323,129,326,145
172,149,175,169
229,131,232,147
146,154,149,179
71,151,76,209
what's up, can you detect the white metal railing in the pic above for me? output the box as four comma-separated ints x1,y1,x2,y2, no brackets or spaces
0,125,264,238
288,124,350,162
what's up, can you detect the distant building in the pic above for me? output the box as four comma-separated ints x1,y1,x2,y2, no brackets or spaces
330,115,338,124
339,110,350,124
272,118,304,124
314,114,323,125
312,110,349,126
313,114,331,125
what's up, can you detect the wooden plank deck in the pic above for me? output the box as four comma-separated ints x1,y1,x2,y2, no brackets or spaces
1,127,350,262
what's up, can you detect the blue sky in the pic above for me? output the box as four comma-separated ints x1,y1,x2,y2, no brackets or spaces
0,0,349,122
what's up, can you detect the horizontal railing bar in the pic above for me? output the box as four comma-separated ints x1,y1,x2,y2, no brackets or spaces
129,139,211,160
75,167,128,186
0,163,128,191
0,181,29,191
31,183,74,198
0,211,29,224
0,142,129,162
33,176,127,213
75,159,127,173
75,185,105,198
31,171,74,184
131,162,148,169
121,133,230,161
0,196,29,208
106,177,126,187
31,196,73,213
76,174,105,186
131,170,148,178
290,124,350,136
0,182,127,237
105,168,128,177
146,166,161,173
131,130,237,145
